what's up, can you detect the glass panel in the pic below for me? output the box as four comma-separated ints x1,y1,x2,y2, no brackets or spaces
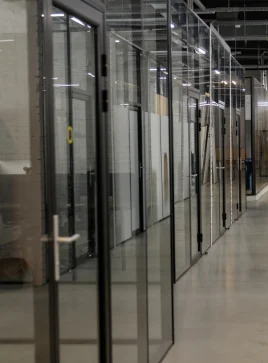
107,0,173,361
211,33,228,241
52,9,71,271
70,20,96,260
52,8,98,363
107,8,147,363
143,1,173,359
171,0,191,278
198,19,211,251
245,78,253,195
231,59,239,222
0,1,37,361
224,54,231,228
189,98,199,258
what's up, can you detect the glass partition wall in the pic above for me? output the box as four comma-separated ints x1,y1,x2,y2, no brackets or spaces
170,3,245,281
0,1,246,363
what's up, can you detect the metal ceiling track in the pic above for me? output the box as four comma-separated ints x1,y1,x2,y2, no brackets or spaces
224,35,268,41
213,20,268,26
196,6,268,14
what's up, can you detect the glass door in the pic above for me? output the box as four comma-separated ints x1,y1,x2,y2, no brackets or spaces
43,1,110,363
218,108,226,233
237,114,243,218
188,94,202,260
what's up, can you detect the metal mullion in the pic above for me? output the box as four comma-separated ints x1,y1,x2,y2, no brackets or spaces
42,1,60,362
66,14,76,269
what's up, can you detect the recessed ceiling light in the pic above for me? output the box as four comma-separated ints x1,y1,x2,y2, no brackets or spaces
215,69,221,75
115,39,120,43
235,24,241,28
171,23,175,29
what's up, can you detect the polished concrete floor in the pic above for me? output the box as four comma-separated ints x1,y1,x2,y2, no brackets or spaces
163,193,268,363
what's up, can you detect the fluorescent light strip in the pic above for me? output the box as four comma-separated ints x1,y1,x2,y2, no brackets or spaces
182,83,192,87
215,69,221,75
54,84,80,87
71,17,85,26
0,39,14,43
232,80,237,85
149,68,167,71
51,13,65,17
88,72,95,78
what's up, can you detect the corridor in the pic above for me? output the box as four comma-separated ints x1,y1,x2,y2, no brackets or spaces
164,195,268,363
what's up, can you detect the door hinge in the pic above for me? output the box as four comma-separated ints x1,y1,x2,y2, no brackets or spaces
102,90,108,112
101,54,108,77
198,233,203,243
224,128,226,135
199,122,201,132
236,129,238,136
222,212,227,221
236,203,239,209
198,109,201,119
224,117,226,125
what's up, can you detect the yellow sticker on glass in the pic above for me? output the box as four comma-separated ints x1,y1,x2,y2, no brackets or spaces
67,126,73,144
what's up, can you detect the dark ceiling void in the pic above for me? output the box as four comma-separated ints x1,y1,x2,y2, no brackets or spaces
195,0,268,69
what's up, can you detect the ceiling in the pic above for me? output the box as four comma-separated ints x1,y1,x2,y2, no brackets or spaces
195,0,268,69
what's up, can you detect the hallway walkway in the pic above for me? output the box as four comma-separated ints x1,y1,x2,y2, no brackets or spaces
163,194,268,363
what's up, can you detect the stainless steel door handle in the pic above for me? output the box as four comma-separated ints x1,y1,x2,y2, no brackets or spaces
53,215,80,281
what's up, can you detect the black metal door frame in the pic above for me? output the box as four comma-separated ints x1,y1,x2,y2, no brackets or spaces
188,89,202,262
42,2,111,363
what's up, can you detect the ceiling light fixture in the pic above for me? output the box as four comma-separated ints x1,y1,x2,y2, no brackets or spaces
171,23,175,29
196,47,206,55
232,80,237,85
235,24,241,28
71,17,85,26
0,39,14,42
115,39,120,43
215,69,221,75
51,13,65,17
88,72,95,78
182,82,192,87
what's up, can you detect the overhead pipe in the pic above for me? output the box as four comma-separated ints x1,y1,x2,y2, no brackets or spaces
194,0,206,11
